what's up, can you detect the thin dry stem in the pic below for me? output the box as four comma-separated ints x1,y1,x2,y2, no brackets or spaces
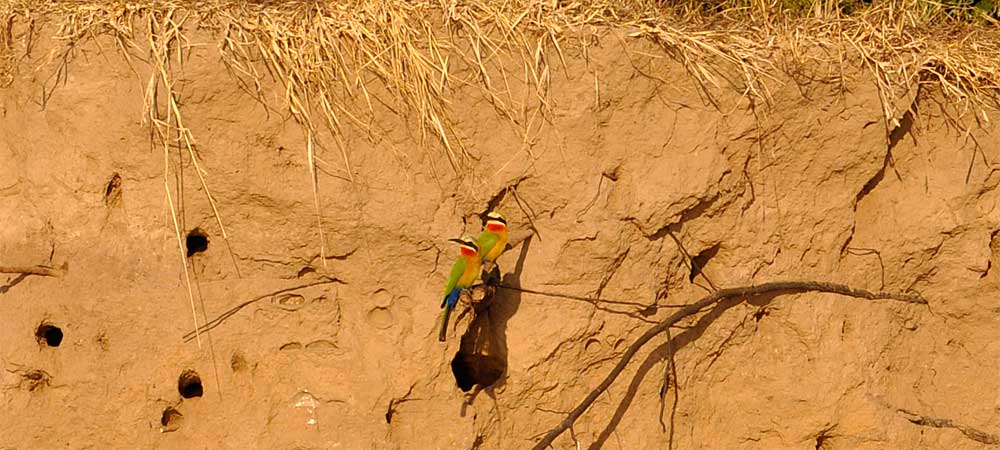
165,176,201,349
306,129,329,268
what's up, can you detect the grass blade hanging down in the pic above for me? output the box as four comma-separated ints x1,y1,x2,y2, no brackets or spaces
142,10,202,350
15,0,1000,332
165,174,202,349
144,10,227,396
307,128,329,268
134,8,245,281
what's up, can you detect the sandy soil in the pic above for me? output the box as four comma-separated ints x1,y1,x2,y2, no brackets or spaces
2,25,1000,450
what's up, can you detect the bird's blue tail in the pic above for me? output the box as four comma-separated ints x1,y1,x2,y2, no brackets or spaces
442,288,462,308
438,289,463,342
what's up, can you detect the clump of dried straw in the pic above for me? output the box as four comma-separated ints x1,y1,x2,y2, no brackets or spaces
1,0,999,341
2,1,999,170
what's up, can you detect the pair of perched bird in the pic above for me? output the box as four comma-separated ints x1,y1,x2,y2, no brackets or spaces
438,212,508,342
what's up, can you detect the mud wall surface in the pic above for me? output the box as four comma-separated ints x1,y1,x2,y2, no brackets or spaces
3,21,1000,450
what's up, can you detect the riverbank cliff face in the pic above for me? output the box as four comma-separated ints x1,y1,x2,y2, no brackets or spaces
2,12,1000,450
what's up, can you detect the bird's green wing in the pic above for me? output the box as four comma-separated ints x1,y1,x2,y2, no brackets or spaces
476,231,500,259
441,257,467,307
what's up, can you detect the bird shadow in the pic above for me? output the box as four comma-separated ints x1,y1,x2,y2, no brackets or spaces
586,291,783,450
452,236,532,402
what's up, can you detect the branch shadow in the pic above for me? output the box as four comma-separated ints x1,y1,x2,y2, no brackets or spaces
587,292,783,450
452,236,532,399
182,277,343,342
0,273,31,294
500,284,674,324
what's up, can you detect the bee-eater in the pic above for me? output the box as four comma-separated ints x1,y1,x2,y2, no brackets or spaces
476,211,509,266
438,237,481,342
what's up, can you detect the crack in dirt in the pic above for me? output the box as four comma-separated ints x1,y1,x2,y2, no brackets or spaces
480,175,529,219
576,169,619,219
310,247,359,263
983,229,1000,279
841,89,920,255
696,309,755,375
594,248,629,299
644,193,723,242
897,408,1000,445
238,248,358,270
688,243,720,285
385,384,417,425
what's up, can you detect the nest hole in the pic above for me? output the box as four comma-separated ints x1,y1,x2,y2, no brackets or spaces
185,229,209,257
451,352,505,392
35,323,63,347
230,352,248,372
160,406,183,430
177,370,203,398
21,369,51,392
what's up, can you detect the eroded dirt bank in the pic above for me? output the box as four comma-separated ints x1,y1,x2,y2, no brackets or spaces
3,16,1000,450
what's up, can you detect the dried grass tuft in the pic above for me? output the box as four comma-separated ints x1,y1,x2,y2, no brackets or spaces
2,0,1000,328
2,1,997,163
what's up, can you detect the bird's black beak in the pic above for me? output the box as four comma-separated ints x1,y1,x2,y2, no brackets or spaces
448,238,466,245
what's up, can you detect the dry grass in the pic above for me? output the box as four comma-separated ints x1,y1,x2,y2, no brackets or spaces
1,0,999,339
2,1,997,158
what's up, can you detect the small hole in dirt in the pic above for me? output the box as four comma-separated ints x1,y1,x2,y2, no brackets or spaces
20,369,51,392
103,173,122,207
602,165,621,181
160,406,183,428
230,352,248,372
689,243,721,282
385,401,398,424
177,370,203,398
185,229,209,257
35,323,63,347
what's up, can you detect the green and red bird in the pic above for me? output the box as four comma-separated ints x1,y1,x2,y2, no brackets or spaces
476,211,509,267
438,237,482,342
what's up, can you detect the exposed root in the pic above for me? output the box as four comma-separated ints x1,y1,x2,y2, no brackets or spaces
530,281,927,450
898,408,1000,445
